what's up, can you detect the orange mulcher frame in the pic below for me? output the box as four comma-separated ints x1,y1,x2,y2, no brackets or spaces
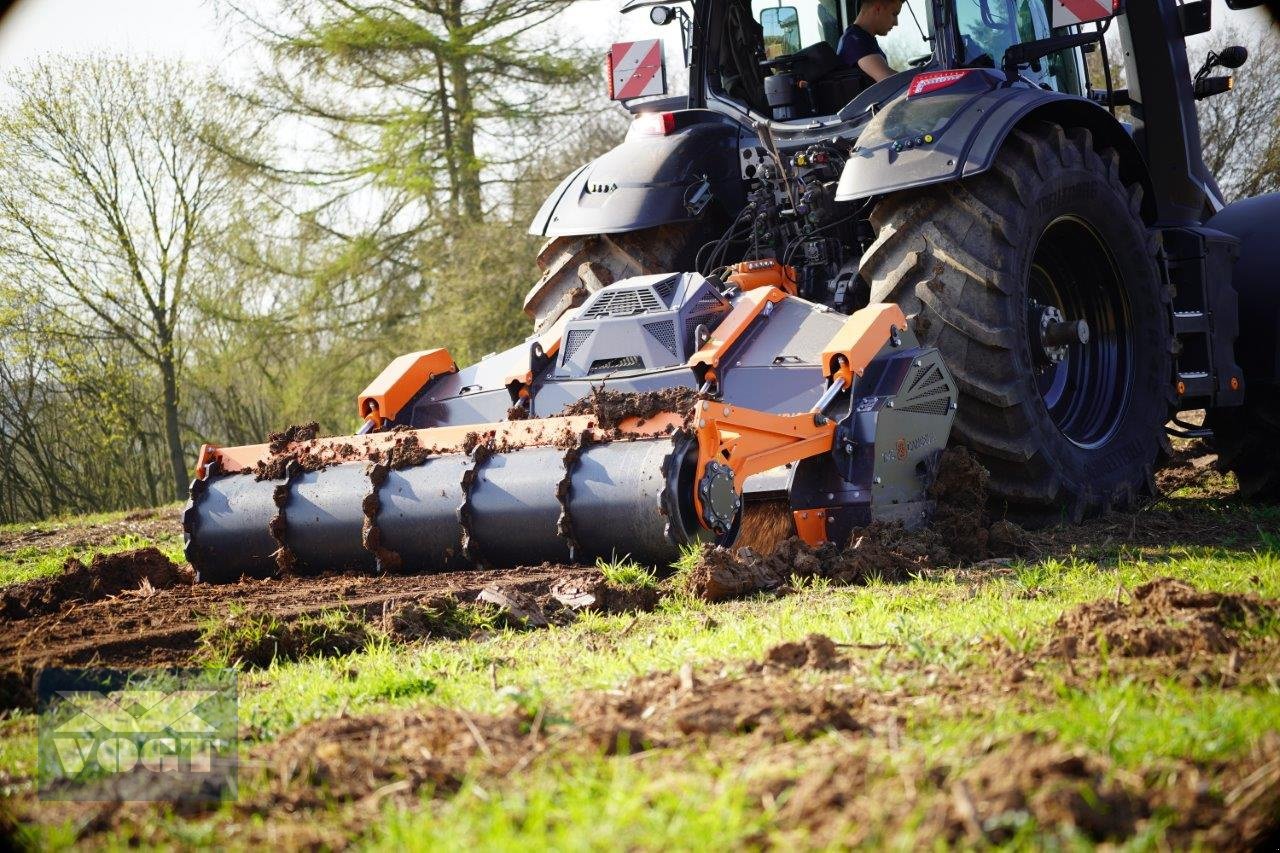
687,302,908,544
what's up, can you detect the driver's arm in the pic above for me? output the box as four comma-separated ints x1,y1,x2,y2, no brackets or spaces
858,54,896,82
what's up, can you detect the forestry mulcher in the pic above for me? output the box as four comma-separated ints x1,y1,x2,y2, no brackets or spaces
186,0,1279,581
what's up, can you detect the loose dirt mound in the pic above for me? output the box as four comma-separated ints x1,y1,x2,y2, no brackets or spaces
556,386,704,430
198,607,379,668
260,707,537,810
684,448,1029,602
1049,577,1276,659
0,548,191,620
0,505,182,556
685,525,923,602
574,634,860,753
943,736,1144,842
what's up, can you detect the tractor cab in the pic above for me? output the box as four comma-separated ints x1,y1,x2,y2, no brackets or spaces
624,0,1089,123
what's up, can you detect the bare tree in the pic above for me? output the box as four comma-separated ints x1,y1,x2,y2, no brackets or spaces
0,57,259,500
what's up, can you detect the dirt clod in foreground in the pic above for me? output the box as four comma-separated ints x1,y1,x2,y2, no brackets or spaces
1049,576,1276,659
687,448,1029,602
0,548,191,620
556,385,704,430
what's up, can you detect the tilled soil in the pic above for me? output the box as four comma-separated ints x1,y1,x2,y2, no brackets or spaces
555,385,705,430
0,506,182,556
28,606,1274,850
0,563,600,711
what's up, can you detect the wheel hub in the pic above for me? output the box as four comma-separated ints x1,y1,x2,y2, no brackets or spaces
698,461,740,535
1029,301,1090,367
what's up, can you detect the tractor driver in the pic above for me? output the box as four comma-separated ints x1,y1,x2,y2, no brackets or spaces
837,0,902,87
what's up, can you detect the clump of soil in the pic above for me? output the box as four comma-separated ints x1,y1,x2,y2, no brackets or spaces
260,706,538,810
941,735,1145,843
574,634,859,754
267,422,320,453
0,548,192,620
506,403,530,421
927,446,993,562
197,607,377,668
762,633,843,670
547,576,660,615
557,386,704,431
686,449,1029,602
1048,577,1276,660
383,596,501,641
684,523,923,602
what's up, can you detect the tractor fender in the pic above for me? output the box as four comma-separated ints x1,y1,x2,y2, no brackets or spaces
835,75,1154,221
1207,194,1280,385
528,109,747,238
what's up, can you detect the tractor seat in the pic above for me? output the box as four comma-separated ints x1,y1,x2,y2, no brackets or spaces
777,42,868,116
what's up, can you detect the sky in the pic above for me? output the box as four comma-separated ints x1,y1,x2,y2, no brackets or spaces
0,0,663,84
0,0,1269,93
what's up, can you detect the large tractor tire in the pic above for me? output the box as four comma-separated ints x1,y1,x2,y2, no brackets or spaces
526,222,705,332
860,121,1173,523
1210,388,1280,500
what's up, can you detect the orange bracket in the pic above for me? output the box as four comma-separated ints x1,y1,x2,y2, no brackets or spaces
690,400,835,534
821,303,907,389
358,348,458,429
505,313,569,400
687,286,790,386
725,259,797,295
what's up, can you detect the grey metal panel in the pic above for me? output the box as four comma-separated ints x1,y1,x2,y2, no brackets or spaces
531,368,698,417
285,465,376,573
527,119,745,237
717,365,825,414
467,447,573,566
188,474,282,580
728,298,844,366
378,456,471,572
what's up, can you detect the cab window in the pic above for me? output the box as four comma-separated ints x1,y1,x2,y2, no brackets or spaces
954,0,1084,94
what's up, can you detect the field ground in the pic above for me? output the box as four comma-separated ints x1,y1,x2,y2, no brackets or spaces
1,446,1278,849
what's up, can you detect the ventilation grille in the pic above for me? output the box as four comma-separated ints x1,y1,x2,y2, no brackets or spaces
895,361,953,417
643,320,678,356
563,329,594,361
898,397,951,416
652,276,678,302
588,355,644,376
582,287,664,319
684,314,720,350
693,294,727,312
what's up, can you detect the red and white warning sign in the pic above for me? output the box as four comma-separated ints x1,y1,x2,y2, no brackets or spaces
608,38,666,101
1051,0,1118,26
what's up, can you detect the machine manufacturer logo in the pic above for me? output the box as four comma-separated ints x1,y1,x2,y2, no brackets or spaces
37,668,237,801
882,433,936,463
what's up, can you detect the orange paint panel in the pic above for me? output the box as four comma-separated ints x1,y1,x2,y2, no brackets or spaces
820,303,908,387
792,510,828,546
689,400,835,528
198,412,688,476
358,349,458,423
687,286,789,378
726,259,797,295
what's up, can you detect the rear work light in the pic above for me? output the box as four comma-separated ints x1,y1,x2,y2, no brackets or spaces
907,69,975,97
632,111,677,136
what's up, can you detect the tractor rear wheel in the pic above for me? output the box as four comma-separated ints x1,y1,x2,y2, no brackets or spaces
860,121,1173,523
526,222,705,332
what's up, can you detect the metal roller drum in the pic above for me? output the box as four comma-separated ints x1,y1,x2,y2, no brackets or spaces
185,435,717,583
184,472,286,582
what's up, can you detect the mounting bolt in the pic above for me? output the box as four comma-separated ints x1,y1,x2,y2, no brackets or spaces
873,476,882,484
887,400,895,408
723,406,732,416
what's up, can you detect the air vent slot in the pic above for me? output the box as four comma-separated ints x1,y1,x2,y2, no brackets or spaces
652,276,678,303
587,355,644,375
582,287,664,319
643,320,678,356
563,329,594,361
898,397,951,416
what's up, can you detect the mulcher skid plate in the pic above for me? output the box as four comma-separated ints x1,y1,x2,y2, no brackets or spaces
185,271,957,583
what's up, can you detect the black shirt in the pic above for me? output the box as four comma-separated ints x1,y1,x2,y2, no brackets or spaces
837,24,884,68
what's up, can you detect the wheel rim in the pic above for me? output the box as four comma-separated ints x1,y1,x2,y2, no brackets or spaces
1027,216,1133,449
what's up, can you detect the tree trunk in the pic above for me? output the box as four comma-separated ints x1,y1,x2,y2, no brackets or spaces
159,346,187,501
445,0,483,220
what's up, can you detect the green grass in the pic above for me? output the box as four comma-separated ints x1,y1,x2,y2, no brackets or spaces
3,495,1279,848
596,555,658,590
0,532,185,588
